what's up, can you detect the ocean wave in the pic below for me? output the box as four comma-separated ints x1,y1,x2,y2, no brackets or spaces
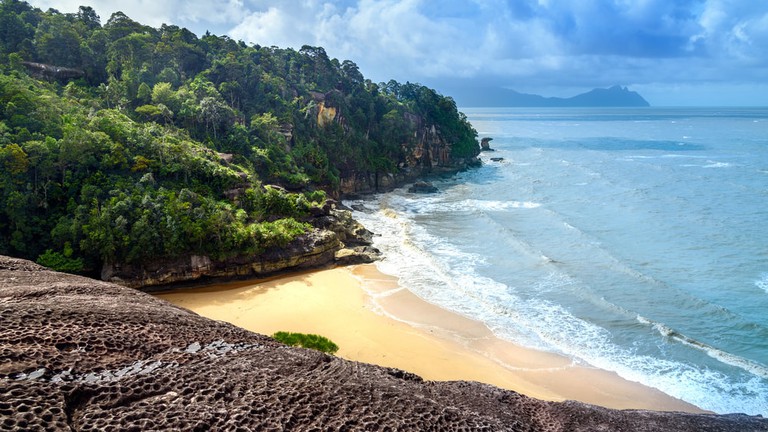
500,296,768,415
636,315,768,380
756,274,768,294
348,182,768,416
703,160,732,168
386,195,542,213
448,199,541,211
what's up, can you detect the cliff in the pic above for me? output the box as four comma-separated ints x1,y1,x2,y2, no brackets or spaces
1,255,766,431
20,61,85,81
100,200,380,289
337,123,481,196
309,90,481,197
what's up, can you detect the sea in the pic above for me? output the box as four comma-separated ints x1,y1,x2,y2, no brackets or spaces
347,107,768,416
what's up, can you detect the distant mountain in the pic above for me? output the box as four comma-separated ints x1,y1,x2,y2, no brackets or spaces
452,85,650,107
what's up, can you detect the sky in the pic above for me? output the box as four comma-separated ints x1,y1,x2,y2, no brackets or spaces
28,0,768,106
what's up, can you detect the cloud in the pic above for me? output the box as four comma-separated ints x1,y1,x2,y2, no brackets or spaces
225,1,768,85
228,0,490,80
28,0,246,32
25,0,768,105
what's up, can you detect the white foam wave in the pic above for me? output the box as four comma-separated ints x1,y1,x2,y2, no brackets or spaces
756,274,768,294
349,194,768,416
451,199,541,211
394,198,542,213
660,154,708,159
637,316,768,380
504,300,767,415
703,160,732,168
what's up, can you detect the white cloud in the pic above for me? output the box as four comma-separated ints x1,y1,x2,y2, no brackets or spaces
24,0,768,105
28,0,245,33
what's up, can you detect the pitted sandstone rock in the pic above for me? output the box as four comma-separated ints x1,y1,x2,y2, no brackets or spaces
1,255,767,431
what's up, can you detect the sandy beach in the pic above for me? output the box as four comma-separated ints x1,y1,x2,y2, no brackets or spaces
156,264,704,413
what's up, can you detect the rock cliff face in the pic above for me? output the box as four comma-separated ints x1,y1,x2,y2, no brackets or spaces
101,202,379,289
310,91,481,196
21,61,85,81
101,229,341,289
2,256,766,431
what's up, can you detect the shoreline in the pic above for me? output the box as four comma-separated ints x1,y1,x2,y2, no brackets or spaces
155,264,704,413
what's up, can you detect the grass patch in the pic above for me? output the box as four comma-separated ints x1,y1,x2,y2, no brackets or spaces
272,331,339,354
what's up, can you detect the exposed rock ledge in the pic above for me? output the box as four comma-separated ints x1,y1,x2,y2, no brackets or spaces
2,256,766,431
100,201,380,289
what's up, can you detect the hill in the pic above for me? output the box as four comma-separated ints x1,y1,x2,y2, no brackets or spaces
0,1,480,283
454,85,650,107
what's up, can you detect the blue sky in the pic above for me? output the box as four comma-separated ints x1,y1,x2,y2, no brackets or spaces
29,0,768,106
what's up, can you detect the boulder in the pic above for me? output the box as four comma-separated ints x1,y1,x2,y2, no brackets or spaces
408,181,439,194
334,246,382,265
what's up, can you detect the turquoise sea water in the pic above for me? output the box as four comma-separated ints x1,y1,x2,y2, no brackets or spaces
349,107,768,415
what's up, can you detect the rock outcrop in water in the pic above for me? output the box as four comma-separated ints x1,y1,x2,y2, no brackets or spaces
2,255,767,431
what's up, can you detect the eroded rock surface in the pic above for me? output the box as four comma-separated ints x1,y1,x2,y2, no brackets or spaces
2,256,766,431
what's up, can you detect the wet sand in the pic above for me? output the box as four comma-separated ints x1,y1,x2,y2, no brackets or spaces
156,264,704,413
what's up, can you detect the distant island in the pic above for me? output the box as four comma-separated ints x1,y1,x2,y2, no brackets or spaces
454,85,650,107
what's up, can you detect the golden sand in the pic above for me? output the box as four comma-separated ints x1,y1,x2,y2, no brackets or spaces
156,264,703,413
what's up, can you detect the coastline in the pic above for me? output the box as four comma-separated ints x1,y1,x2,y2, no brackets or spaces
155,264,704,413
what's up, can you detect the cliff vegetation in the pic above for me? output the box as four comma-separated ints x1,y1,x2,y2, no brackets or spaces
0,0,479,282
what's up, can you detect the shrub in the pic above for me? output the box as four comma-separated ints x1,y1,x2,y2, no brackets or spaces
36,248,84,273
272,331,339,354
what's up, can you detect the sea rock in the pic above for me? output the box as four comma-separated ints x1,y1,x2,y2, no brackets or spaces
491,157,504,162
2,255,766,431
311,206,374,247
481,137,495,151
334,246,382,265
408,181,439,194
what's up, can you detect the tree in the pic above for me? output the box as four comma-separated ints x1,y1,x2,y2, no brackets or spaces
0,143,28,177
34,13,83,67
76,5,100,31
0,0,37,57
136,82,151,104
104,11,146,41
151,82,178,111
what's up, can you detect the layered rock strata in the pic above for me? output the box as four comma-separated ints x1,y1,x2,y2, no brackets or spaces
100,201,380,289
1,256,766,431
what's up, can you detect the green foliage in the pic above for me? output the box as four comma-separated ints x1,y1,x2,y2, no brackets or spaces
0,1,478,273
272,331,339,354
36,244,83,273
252,186,307,220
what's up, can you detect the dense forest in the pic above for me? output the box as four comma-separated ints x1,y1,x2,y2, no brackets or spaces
0,0,479,276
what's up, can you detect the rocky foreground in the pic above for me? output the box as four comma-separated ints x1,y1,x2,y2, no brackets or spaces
1,256,766,431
